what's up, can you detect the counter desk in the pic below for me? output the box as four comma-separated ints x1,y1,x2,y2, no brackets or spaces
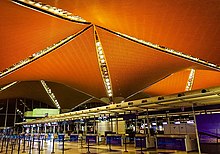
57,133,65,141
106,134,123,146
70,134,79,142
135,134,155,149
86,134,98,144
156,134,197,151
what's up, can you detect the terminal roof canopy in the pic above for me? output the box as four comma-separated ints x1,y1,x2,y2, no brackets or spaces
1,0,220,109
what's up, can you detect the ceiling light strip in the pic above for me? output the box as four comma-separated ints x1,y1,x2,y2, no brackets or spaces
40,80,60,109
96,26,220,72
0,25,92,79
94,28,113,98
185,69,196,91
116,32,220,71
0,81,18,92
12,0,90,24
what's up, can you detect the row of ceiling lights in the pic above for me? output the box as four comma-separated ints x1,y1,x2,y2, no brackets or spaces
40,80,60,109
95,31,113,98
9,0,220,74
15,0,220,72
13,0,87,23
116,32,220,71
2,0,217,100
0,81,18,92
0,34,74,78
16,108,23,115
185,69,196,91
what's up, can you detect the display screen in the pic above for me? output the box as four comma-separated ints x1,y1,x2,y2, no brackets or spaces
196,114,220,143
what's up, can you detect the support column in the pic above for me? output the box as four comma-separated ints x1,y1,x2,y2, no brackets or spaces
155,116,158,133
58,124,60,133
53,125,55,134
146,109,151,136
79,123,82,133
4,99,9,129
143,118,146,135
76,123,79,134
85,120,87,135
31,126,33,134
22,126,25,133
110,116,113,132
192,104,201,154
14,99,17,131
166,112,170,124
96,120,98,135
93,116,96,134
23,99,26,122
37,126,40,133
44,125,47,134
135,114,138,133
67,124,70,132
116,115,118,134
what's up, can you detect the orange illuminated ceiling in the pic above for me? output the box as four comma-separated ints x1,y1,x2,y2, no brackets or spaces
0,0,88,71
1,0,220,108
40,0,220,65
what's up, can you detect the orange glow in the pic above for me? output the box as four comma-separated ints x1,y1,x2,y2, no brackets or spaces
0,0,87,70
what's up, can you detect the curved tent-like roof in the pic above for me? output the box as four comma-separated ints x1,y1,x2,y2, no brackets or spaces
1,0,220,109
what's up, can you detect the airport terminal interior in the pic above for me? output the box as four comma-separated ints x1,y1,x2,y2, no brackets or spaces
1,0,220,153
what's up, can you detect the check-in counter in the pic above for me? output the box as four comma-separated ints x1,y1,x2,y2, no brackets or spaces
106,134,123,146
58,133,65,141
33,133,39,140
47,133,53,140
135,134,155,148
39,133,46,140
156,134,197,151
70,134,79,142
86,134,98,144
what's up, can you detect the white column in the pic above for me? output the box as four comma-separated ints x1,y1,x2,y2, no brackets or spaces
37,126,40,133
192,104,201,154
85,121,87,134
143,118,146,135
53,125,55,133
76,123,79,134
4,99,9,129
93,116,96,134
44,125,47,134
116,117,119,134
31,126,33,134
58,125,60,133
67,124,70,131
146,109,151,136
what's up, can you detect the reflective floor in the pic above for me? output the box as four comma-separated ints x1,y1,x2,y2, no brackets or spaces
1,140,202,154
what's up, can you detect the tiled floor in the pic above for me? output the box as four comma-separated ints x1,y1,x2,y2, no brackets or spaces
1,140,201,154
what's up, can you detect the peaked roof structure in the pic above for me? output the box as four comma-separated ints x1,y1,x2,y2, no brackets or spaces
1,0,220,109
